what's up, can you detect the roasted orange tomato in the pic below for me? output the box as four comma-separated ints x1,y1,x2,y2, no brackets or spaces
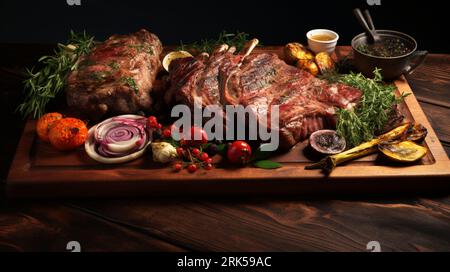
48,118,88,151
36,112,64,142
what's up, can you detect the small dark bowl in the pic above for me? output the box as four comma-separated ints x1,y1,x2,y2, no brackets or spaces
352,30,427,80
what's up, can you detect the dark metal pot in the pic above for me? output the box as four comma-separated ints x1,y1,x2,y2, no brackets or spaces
352,30,428,80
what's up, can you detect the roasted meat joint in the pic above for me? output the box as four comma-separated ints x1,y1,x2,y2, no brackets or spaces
66,29,163,119
167,39,362,149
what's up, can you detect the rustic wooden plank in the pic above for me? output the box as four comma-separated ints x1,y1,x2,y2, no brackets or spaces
419,102,450,145
443,144,450,157
0,201,187,252
406,54,450,109
65,196,450,252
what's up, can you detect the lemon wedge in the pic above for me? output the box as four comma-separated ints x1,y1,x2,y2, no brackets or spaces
162,51,193,72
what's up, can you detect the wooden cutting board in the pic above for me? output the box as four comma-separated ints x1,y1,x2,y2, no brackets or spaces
6,47,450,198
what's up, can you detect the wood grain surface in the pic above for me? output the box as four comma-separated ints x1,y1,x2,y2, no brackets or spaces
0,45,449,252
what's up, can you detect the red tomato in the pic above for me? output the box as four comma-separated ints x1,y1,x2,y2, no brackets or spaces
187,164,198,173
147,116,158,128
227,141,252,164
36,112,63,142
48,118,88,151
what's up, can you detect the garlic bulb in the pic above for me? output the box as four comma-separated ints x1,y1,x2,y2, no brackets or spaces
151,142,178,163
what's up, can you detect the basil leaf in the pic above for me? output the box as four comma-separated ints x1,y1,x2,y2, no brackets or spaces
216,144,227,155
253,160,282,169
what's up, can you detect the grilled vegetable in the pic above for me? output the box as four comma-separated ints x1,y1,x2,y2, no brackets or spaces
36,112,63,142
162,51,193,72
284,43,334,76
305,123,413,173
284,43,314,65
151,142,178,164
296,59,319,76
48,118,88,151
378,141,428,163
315,52,335,74
309,130,346,155
407,123,428,142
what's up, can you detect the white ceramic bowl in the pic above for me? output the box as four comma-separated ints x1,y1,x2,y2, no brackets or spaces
306,29,339,54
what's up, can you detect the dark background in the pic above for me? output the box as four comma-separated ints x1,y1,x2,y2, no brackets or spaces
0,0,448,53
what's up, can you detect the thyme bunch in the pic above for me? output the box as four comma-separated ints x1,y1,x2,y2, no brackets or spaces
178,31,254,54
329,69,409,147
17,30,95,119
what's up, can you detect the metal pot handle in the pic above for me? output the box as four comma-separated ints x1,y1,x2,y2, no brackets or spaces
404,50,428,75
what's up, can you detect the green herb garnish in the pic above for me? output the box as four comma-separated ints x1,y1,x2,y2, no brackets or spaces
17,30,95,119
108,61,120,70
178,31,255,54
326,68,409,147
253,160,283,170
121,76,139,95
128,44,154,55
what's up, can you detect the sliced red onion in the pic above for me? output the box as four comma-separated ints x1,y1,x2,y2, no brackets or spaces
85,115,152,164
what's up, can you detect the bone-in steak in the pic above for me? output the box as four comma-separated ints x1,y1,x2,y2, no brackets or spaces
167,43,362,149
66,29,162,119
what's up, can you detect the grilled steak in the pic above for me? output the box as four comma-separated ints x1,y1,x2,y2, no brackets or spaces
221,53,362,148
66,29,163,119
167,41,362,149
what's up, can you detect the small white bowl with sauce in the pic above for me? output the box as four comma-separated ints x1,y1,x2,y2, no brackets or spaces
307,29,339,54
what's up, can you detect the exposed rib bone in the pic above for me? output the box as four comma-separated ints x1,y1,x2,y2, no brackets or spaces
227,46,237,54
239,39,259,58
218,39,259,105
211,44,229,56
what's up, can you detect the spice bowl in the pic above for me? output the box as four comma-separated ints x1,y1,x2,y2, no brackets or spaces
352,30,428,80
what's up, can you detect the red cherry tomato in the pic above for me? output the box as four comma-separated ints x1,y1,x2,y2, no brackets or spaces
200,152,209,162
227,141,252,164
162,128,172,138
174,163,183,172
176,147,185,158
187,164,198,173
192,148,200,156
147,116,158,128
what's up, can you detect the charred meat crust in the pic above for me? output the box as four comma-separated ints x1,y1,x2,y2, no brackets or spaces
167,45,362,150
66,29,163,119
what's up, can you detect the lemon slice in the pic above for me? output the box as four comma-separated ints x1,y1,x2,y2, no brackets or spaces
162,51,193,72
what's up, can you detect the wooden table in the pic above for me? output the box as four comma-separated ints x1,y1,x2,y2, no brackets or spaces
0,45,449,252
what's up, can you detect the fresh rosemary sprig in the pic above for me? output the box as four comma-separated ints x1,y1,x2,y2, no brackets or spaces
178,31,254,54
17,30,95,119
326,68,409,147
121,76,139,95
